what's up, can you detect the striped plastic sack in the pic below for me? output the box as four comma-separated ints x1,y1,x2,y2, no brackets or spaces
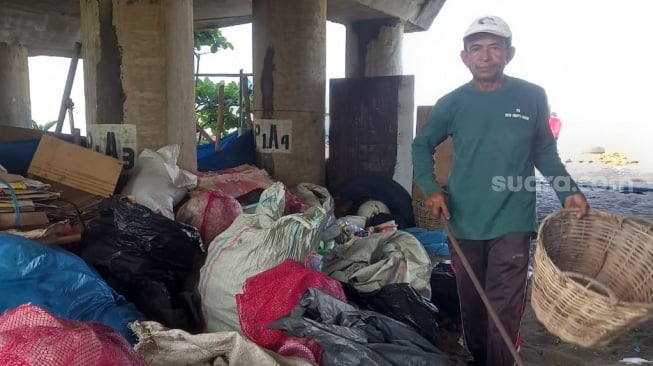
199,182,327,333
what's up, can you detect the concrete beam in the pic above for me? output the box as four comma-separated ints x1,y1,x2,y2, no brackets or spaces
0,4,81,57
1,0,444,57
193,0,251,30
412,0,447,32
350,0,446,32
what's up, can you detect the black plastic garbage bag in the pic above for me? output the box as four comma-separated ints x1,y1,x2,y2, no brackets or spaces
81,196,205,333
269,288,448,366
430,261,460,322
342,283,440,344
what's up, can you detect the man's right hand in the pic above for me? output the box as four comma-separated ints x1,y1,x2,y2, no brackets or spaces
425,191,450,220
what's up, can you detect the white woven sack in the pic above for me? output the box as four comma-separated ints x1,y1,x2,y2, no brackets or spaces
199,182,326,332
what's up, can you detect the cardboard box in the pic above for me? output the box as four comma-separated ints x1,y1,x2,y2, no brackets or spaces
27,135,123,197
413,105,453,199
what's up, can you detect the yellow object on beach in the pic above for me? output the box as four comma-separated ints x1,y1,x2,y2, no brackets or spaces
598,152,637,165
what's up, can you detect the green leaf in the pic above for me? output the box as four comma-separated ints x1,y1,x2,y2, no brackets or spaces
194,28,248,137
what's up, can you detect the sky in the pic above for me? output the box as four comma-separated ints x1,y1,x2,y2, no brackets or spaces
28,0,653,167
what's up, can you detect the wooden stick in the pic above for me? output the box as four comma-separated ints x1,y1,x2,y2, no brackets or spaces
37,233,82,245
72,128,81,145
196,123,212,143
67,98,75,133
56,43,82,134
442,219,526,366
241,75,253,129
215,84,225,152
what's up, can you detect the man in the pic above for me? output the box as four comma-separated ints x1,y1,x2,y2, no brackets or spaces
549,112,562,140
411,16,589,366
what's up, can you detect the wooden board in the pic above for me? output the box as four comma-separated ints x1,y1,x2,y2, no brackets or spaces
27,135,123,197
413,105,453,199
327,76,401,189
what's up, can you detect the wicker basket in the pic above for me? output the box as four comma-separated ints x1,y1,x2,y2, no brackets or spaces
531,209,653,348
412,199,442,230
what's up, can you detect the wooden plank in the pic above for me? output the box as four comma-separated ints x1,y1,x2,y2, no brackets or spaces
327,76,401,189
413,105,453,199
215,84,225,152
241,75,253,129
27,135,123,197
0,126,46,142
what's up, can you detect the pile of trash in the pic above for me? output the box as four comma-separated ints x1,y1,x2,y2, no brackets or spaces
0,130,457,365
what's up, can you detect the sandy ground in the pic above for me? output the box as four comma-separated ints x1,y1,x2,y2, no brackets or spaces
437,312,653,366
436,282,653,366
434,161,653,365
519,299,653,366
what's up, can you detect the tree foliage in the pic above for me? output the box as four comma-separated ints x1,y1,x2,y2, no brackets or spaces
194,29,233,55
31,120,57,131
193,29,251,138
195,78,242,136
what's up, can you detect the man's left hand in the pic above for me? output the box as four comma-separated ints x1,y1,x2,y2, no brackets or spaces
563,193,589,219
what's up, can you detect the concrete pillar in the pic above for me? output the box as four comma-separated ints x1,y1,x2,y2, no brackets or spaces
346,18,404,77
80,0,196,169
0,43,31,128
252,0,326,186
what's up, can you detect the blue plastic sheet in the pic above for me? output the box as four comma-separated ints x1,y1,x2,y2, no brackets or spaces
403,227,449,255
0,136,80,175
0,140,40,175
0,233,144,344
196,128,256,172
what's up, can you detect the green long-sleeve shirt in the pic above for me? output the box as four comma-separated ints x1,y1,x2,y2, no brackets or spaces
412,76,579,240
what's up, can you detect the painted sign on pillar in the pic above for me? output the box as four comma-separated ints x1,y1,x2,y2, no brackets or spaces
87,124,138,171
254,119,292,154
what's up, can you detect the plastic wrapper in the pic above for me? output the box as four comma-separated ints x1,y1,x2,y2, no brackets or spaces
342,283,440,344
430,260,460,321
269,288,448,366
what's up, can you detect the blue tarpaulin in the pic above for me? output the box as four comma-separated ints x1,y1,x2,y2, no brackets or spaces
0,135,79,175
196,128,256,172
0,233,144,344
403,227,449,256
1,129,256,175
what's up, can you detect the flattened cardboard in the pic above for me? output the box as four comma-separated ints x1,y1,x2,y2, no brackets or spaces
0,211,49,230
27,135,123,197
0,172,25,183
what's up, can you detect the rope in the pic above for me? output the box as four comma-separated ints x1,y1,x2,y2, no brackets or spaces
0,177,21,228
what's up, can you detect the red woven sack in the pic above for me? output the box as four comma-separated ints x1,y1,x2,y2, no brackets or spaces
176,190,243,244
236,259,347,363
0,304,146,366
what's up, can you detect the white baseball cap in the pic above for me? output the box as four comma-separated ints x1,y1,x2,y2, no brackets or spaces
463,16,512,40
